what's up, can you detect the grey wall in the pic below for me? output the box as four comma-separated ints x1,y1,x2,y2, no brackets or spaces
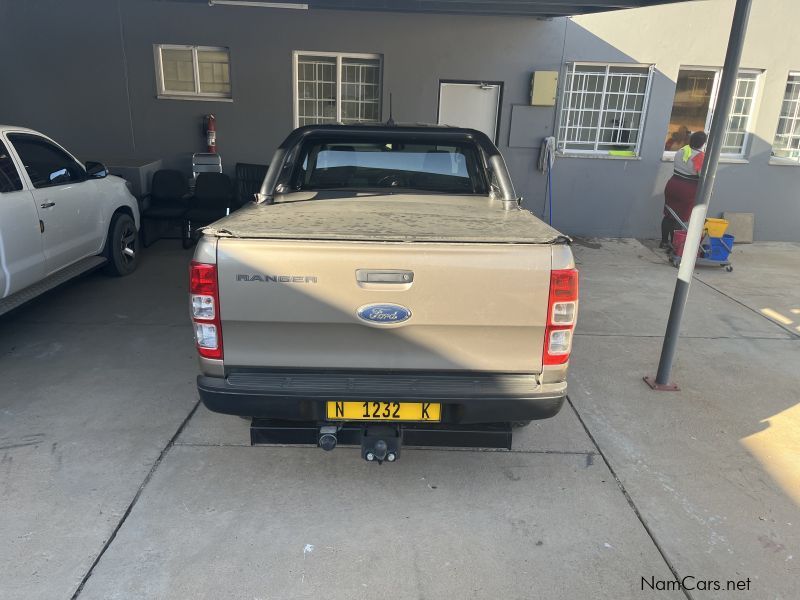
0,0,563,204
1,0,797,240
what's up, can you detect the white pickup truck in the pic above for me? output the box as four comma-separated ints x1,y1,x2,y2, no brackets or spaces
0,126,140,316
190,124,578,462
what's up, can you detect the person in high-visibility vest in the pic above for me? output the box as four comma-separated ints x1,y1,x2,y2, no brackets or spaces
660,131,708,249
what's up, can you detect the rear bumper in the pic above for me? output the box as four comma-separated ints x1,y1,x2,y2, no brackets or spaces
197,370,566,424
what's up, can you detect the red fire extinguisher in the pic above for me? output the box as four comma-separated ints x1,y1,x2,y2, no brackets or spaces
204,114,217,153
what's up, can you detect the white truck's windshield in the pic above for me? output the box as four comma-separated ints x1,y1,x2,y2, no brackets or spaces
291,140,488,195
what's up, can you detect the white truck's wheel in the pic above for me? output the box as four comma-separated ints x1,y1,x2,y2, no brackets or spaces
104,213,139,276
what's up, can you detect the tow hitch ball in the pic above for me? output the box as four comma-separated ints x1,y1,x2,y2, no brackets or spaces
361,425,401,464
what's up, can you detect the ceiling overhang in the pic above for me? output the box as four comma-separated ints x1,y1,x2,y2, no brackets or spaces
199,0,698,18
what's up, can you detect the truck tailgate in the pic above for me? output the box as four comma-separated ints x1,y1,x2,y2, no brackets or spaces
217,239,551,373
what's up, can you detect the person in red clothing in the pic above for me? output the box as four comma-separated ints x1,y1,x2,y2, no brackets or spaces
660,130,707,249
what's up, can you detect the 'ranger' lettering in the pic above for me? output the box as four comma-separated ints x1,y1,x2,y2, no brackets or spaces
236,274,318,283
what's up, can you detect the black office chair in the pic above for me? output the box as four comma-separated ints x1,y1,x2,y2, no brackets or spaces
234,162,268,211
183,172,234,248
141,169,190,247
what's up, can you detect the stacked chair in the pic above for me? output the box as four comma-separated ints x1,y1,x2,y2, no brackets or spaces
183,172,235,248
140,169,191,247
140,164,266,248
234,162,269,209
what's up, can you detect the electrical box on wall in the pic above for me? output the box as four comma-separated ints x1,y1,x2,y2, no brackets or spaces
530,71,558,106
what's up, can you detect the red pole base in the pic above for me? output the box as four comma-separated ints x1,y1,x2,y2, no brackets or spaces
643,376,680,391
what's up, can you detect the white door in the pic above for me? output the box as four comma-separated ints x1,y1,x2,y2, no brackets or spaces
0,138,44,297
438,82,502,141
8,133,104,275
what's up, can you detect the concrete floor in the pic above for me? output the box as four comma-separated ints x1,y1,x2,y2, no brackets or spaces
0,239,797,600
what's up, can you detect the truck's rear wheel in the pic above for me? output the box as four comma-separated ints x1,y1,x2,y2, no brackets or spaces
104,213,139,276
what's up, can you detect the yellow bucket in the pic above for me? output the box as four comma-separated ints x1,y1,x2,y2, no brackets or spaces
704,218,729,237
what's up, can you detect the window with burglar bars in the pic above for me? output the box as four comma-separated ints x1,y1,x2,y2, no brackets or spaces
557,63,653,155
723,72,759,154
772,73,800,163
664,68,761,158
294,52,382,127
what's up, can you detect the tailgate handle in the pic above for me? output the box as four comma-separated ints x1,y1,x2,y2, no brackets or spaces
356,269,414,284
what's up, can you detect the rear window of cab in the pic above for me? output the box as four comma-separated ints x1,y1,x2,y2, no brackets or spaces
290,139,489,195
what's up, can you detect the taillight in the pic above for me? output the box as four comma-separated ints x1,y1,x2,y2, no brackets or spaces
190,261,223,360
543,268,578,365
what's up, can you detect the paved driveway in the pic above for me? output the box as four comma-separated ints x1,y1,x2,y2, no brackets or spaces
0,239,797,599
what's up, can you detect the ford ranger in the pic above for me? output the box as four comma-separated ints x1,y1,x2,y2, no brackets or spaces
190,124,578,461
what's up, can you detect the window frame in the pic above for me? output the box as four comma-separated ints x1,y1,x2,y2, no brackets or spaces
556,61,655,158
292,50,383,128
0,139,24,193
7,133,87,190
154,44,233,101
662,66,762,161
770,71,800,166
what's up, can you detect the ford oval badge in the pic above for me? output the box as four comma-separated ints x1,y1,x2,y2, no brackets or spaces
357,303,412,325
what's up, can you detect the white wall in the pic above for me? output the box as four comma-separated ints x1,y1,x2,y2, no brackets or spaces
560,0,800,240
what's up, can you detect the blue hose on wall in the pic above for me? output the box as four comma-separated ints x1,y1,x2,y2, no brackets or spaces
547,162,553,226
538,136,556,226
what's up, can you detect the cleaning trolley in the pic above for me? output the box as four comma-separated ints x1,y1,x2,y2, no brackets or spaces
666,207,735,272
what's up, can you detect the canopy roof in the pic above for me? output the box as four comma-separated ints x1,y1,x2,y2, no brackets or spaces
200,0,697,18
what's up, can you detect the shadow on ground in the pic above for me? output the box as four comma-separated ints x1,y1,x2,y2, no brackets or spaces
1,238,798,599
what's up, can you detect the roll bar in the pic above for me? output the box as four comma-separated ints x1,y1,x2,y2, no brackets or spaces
257,125,520,209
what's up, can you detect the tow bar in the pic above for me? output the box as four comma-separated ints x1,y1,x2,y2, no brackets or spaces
318,424,401,463
250,420,512,462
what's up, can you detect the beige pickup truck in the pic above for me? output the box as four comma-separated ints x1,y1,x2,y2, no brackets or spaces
190,124,578,462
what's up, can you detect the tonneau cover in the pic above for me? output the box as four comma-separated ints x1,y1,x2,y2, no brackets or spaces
205,193,566,244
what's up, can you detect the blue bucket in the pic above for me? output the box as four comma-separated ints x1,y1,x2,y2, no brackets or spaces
707,234,734,261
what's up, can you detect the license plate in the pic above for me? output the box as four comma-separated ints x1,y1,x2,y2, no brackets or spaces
326,401,441,422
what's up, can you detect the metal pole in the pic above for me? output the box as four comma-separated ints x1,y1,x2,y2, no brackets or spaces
646,0,753,390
